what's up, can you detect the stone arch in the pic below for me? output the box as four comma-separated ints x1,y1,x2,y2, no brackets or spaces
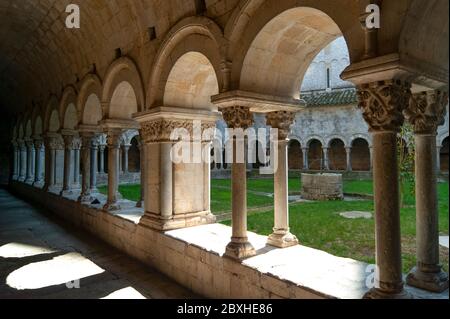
440,136,449,172
77,74,103,125
307,139,323,171
44,95,60,133
147,17,226,109
59,86,78,129
306,136,325,147
351,138,370,171
128,136,141,173
31,105,44,137
288,138,303,170
328,138,346,171
225,1,363,97
102,57,145,118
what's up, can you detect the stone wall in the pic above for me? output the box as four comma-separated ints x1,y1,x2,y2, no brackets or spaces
301,173,344,201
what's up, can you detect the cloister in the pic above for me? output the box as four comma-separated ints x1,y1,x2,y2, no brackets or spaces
0,0,449,299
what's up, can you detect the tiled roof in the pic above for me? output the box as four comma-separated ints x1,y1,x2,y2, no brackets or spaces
301,89,357,107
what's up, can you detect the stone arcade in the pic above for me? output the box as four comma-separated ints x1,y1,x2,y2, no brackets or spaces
1,0,449,299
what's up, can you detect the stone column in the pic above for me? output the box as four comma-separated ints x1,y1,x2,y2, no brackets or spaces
25,140,34,183
11,141,19,180
436,146,441,174
221,106,256,260
122,144,130,174
357,79,412,299
302,147,309,170
33,138,44,187
98,145,106,173
61,134,74,196
266,112,299,248
369,146,374,172
43,135,60,192
90,138,99,193
103,130,122,211
322,147,330,171
18,140,26,182
136,136,144,208
345,147,352,172
72,138,81,190
404,90,449,292
78,133,93,203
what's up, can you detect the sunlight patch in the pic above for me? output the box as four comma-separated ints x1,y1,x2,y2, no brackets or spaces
101,287,147,299
0,242,56,258
6,252,104,290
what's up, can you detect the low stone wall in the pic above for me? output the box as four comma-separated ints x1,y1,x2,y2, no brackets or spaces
10,181,370,299
301,173,344,200
96,172,141,186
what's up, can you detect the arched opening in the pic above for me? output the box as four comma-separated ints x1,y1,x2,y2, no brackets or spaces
63,104,78,129
48,110,60,133
329,139,346,171
308,139,322,171
288,140,303,170
82,94,102,125
351,138,370,171
164,52,219,110
128,137,140,173
109,82,138,119
440,137,449,172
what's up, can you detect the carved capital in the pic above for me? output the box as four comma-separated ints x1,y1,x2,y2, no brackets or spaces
106,130,123,148
62,135,75,150
356,80,411,132
33,139,44,150
45,136,64,150
72,137,82,150
266,111,295,140
220,106,253,129
140,119,215,143
405,90,448,134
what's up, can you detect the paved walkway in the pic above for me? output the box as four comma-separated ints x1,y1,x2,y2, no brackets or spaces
0,188,198,299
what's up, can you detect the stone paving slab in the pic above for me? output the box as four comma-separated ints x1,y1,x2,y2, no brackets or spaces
439,236,449,248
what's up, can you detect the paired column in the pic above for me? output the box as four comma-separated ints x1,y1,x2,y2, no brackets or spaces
43,135,62,193
11,141,19,180
122,144,130,174
136,136,144,208
18,140,26,182
357,79,412,299
302,147,309,170
103,129,122,211
33,138,44,187
72,138,81,190
98,145,106,174
266,111,299,248
90,137,99,193
78,133,94,203
25,140,34,183
221,106,256,260
61,134,75,196
345,147,352,172
404,90,449,292
322,147,330,171
436,146,441,174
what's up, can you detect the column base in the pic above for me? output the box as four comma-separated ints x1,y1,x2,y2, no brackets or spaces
78,193,94,203
32,181,44,189
406,266,449,293
267,231,299,248
103,202,121,211
224,240,256,260
25,178,34,184
363,287,413,299
136,200,143,208
139,210,216,231
60,189,74,197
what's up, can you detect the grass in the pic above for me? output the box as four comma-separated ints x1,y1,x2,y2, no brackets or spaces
99,178,449,273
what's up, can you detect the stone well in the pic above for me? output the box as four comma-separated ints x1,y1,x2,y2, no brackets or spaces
301,173,344,201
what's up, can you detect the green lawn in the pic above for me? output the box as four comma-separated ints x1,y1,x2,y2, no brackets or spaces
99,178,449,273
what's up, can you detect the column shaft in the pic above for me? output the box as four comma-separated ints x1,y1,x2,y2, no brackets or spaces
104,130,122,211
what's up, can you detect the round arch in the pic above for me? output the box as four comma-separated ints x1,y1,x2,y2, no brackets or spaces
31,104,44,137
328,138,346,171
351,138,370,171
43,95,60,133
77,74,103,125
307,138,323,171
440,136,449,172
147,16,226,109
288,138,303,170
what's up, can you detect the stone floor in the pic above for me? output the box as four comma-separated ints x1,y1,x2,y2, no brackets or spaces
0,187,198,299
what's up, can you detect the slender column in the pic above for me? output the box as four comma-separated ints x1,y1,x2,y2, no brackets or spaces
98,145,106,173
221,106,256,260
122,144,130,174
345,147,352,171
25,141,34,183
302,147,309,170
405,90,449,292
203,141,211,212
78,133,93,203
103,130,122,211
90,138,99,193
266,112,299,248
33,138,44,187
43,135,60,192
61,134,74,196
72,138,81,190
436,146,441,174
322,147,330,171
369,146,374,172
357,80,412,299
136,136,144,208
18,140,26,182
11,142,19,180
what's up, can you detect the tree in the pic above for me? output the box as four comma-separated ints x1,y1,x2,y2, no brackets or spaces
397,123,415,208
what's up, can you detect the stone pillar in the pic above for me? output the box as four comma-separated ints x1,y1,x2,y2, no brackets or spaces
345,147,352,172
266,112,299,248
25,140,34,183
302,147,309,170
78,133,93,203
90,138,99,193
103,130,122,211
33,138,44,187
221,106,256,260
369,146,374,172
98,145,106,173
404,90,449,292
18,140,26,182
11,141,19,180
357,79,412,299
436,146,441,174
322,147,330,171
122,144,130,174
61,134,74,196
136,136,144,208
72,138,81,190
43,135,61,192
